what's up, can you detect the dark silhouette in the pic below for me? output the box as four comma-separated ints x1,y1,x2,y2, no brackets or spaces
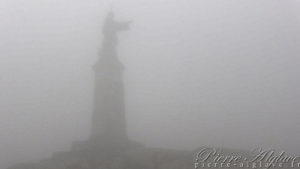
91,11,131,145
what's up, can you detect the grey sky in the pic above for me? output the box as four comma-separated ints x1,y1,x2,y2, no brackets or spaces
0,0,300,168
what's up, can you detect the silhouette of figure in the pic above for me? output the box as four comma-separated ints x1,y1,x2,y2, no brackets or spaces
91,11,131,146
102,12,131,46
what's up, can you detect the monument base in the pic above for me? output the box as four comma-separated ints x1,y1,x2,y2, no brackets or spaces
8,138,194,169
71,138,144,151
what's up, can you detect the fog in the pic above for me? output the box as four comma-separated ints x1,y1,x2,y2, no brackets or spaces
1,0,300,168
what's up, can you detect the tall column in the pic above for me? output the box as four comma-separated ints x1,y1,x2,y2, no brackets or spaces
91,12,130,145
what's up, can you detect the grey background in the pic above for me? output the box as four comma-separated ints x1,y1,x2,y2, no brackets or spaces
0,0,299,168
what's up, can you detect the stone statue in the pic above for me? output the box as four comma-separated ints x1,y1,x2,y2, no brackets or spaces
91,11,131,146
102,11,131,46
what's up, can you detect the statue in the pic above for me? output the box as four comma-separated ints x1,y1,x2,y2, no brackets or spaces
102,11,131,46
91,11,131,146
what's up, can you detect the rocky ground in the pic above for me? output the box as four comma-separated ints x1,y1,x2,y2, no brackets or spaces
8,141,295,169
7,140,195,169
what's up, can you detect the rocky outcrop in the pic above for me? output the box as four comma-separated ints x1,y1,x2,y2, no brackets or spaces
7,141,194,169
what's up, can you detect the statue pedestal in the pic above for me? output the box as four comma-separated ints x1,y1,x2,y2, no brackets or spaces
71,138,144,151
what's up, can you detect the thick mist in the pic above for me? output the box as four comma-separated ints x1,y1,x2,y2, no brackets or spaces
1,0,300,168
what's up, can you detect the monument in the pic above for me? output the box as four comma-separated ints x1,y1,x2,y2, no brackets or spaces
91,11,131,145
7,11,194,169
6,10,287,169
